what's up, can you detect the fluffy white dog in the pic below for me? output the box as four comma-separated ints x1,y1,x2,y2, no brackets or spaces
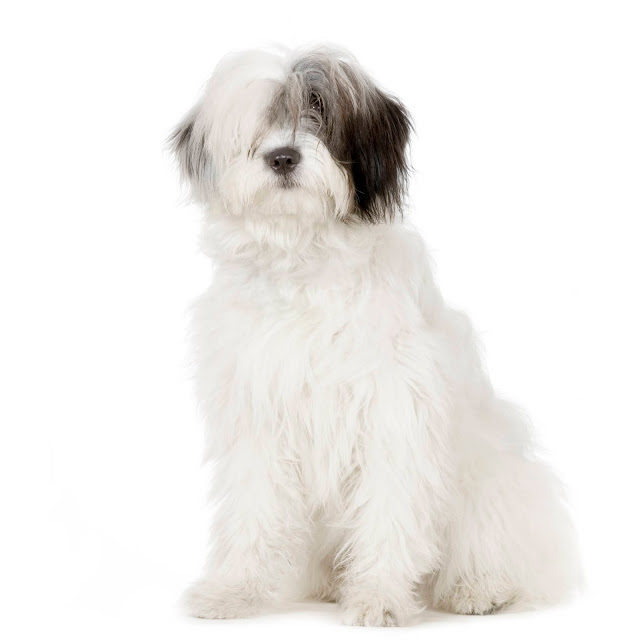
170,46,580,626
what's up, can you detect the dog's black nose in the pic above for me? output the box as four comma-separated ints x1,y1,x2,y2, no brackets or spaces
265,147,301,174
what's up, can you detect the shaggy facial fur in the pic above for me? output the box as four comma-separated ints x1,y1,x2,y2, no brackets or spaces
171,47,581,627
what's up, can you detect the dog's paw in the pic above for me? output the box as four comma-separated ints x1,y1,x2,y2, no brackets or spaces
440,580,515,615
182,579,260,619
340,599,399,627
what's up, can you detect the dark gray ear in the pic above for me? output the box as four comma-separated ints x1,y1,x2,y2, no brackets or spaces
348,90,412,222
169,110,214,194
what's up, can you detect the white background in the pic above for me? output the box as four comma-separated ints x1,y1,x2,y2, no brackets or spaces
2,1,639,637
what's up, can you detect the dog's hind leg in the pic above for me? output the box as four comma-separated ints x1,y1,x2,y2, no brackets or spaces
431,403,581,614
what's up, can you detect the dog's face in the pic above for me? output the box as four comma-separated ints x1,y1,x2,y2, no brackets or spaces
171,48,411,223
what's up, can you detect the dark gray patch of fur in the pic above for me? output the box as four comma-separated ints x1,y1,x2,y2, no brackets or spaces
289,52,413,223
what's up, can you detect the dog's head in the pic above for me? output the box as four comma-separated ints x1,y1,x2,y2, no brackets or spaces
170,47,411,223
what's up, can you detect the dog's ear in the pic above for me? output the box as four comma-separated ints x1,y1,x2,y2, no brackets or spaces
349,91,412,222
169,108,214,198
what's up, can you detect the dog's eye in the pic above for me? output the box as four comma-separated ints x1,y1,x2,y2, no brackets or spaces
309,92,323,114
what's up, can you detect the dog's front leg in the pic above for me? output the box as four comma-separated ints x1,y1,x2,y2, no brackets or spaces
337,414,444,626
183,435,306,619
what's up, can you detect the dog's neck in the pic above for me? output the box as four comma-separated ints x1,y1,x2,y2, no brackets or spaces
200,209,385,277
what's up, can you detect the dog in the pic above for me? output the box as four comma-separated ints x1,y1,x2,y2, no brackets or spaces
170,46,581,626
